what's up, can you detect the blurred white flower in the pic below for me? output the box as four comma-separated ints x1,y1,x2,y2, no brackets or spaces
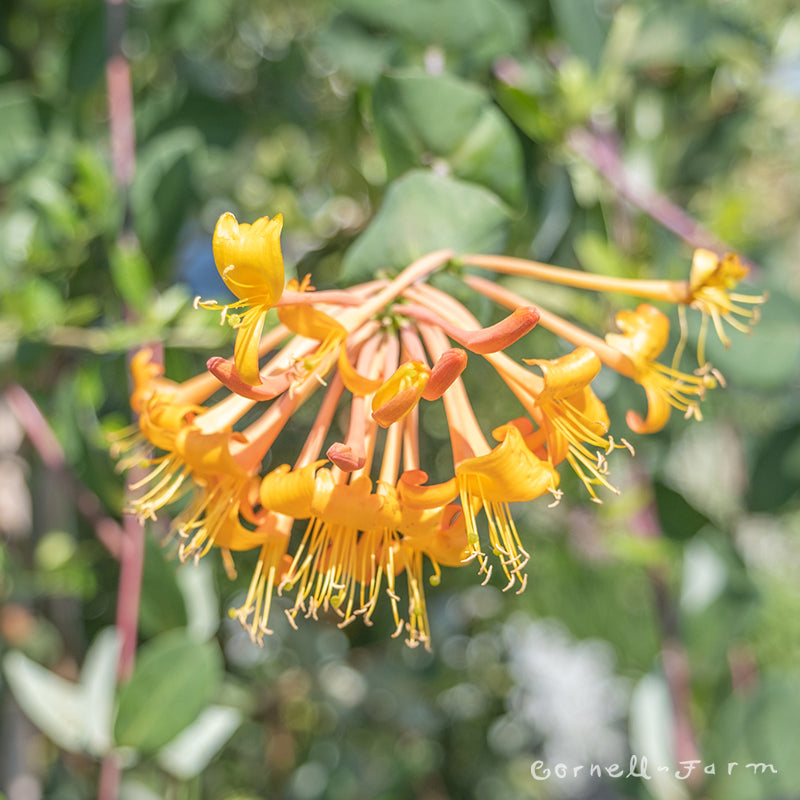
504,616,630,794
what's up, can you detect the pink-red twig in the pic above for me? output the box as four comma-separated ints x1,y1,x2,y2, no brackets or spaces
100,0,144,796
631,478,702,787
567,127,742,263
4,385,124,559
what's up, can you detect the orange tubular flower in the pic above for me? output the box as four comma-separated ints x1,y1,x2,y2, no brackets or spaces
605,303,718,434
114,208,760,649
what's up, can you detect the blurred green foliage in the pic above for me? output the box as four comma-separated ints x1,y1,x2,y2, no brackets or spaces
1,0,800,799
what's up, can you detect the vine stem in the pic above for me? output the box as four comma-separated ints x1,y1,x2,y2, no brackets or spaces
100,0,143,797
3,386,125,558
630,472,702,790
567,126,739,261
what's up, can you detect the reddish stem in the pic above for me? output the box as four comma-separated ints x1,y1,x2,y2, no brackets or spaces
101,0,143,796
631,475,702,788
567,127,738,262
3,385,124,558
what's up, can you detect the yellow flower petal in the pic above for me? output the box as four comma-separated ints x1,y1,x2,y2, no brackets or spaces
456,421,559,504
524,346,602,403
688,249,766,361
337,344,384,396
456,424,559,588
397,470,459,509
277,303,345,342
310,471,398,531
232,306,268,386
259,461,326,519
174,428,248,478
519,347,616,496
605,304,669,366
213,212,285,305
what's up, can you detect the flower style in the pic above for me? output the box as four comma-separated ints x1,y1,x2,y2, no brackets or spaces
114,211,762,648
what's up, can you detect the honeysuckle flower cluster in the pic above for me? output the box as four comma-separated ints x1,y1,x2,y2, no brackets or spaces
113,213,764,649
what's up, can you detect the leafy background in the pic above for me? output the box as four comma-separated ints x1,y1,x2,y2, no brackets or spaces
1,0,799,799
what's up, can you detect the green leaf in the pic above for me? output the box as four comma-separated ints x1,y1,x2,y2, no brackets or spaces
707,675,800,799
493,82,562,144
337,0,526,64
341,170,510,282
550,0,607,70
701,293,800,390
314,18,398,85
373,71,523,205
114,630,223,754
747,421,800,512
138,533,188,638
374,71,486,174
653,481,710,541
157,705,243,780
109,237,153,312
0,85,41,181
130,128,202,263
448,107,524,207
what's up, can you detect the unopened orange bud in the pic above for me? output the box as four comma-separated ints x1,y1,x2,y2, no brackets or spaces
326,442,366,472
372,386,420,428
422,348,467,400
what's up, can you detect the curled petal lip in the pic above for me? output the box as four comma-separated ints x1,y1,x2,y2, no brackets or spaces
523,346,602,403
207,356,292,401
398,303,539,354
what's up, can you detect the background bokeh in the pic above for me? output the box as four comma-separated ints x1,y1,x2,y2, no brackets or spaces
1,0,799,799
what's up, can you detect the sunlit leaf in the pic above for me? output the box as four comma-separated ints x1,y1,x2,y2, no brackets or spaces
373,71,523,205
341,170,510,281
3,652,87,754
81,628,122,757
3,629,120,757
157,705,243,780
